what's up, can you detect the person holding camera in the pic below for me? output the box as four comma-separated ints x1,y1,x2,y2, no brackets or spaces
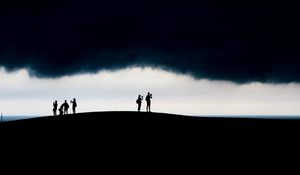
136,95,143,112
145,92,152,112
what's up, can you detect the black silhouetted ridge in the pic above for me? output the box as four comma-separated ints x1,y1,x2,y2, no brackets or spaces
2,111,300,131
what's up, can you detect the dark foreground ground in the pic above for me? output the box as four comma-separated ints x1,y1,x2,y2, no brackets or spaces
1,112,300,170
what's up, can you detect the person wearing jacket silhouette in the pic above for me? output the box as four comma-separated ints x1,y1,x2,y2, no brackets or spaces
63,100,69,115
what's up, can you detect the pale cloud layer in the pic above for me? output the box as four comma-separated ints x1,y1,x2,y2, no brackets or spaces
0,67,300,116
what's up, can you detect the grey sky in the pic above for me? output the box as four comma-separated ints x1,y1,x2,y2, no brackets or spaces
0,67,300,116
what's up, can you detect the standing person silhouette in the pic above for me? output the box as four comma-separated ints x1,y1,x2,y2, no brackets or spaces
136,95,143,112
63,100,69,115
145,92,152,112
53,100,58,116
70,98,77,114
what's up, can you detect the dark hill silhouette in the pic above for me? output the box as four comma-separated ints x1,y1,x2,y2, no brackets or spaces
2,111,300,132
2,111,300,149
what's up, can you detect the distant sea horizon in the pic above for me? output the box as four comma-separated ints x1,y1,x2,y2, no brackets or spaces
1,115,38,122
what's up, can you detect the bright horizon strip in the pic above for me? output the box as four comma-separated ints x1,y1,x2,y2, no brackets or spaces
0,66,300,117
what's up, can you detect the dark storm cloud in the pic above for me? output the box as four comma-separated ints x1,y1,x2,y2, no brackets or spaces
0,0,299,83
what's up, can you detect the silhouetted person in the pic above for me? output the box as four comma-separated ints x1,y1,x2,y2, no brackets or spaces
145,92,152,112
136,95,143,112
63,100,69,115
70,98,77,114
58,104,64,116
53,100,58,116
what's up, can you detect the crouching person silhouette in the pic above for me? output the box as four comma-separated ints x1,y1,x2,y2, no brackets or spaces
136,95,143,112
145,92,152,112
59,104,64,116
